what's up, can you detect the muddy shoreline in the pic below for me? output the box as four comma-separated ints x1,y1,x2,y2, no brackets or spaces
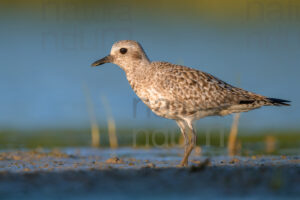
0,148,299,199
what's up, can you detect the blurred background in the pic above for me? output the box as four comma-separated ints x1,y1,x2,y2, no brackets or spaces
0,0,299,151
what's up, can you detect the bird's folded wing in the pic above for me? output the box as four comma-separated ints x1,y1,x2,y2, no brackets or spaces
152,62,262,111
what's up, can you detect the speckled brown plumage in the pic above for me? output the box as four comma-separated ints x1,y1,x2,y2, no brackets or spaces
92,40,290,166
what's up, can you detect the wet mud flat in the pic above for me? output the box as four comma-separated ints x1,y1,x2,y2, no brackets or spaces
0,148,299,199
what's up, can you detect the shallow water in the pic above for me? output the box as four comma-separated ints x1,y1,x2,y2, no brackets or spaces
0,1,299,130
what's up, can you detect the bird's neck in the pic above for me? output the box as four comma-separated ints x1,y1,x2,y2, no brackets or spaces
123,59,151,81
122,59,151,78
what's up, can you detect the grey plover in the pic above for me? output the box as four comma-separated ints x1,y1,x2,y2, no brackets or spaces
91,40,290,166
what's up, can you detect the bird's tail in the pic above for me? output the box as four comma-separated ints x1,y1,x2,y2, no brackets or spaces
265,98,291,106
223,95,290,115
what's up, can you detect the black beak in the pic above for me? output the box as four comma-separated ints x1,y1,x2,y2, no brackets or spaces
91,55,112,67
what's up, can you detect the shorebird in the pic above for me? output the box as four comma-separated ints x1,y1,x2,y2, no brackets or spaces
91,40,290,166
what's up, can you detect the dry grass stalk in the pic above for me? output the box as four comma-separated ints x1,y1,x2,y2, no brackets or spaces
265,135,276,154
101,96,118,149
227,113,240,156
82,83,100,148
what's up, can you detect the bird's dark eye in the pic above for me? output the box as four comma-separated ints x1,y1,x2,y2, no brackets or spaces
120,48,127,54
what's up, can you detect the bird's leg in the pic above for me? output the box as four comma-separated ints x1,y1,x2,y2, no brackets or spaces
176,120,190,167
179,120,197,167
181,135,190,167
185,125,197,161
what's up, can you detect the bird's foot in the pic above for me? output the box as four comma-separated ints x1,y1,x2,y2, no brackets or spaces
177,160,188,167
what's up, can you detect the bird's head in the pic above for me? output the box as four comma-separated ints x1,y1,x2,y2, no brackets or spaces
91,40,150,71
